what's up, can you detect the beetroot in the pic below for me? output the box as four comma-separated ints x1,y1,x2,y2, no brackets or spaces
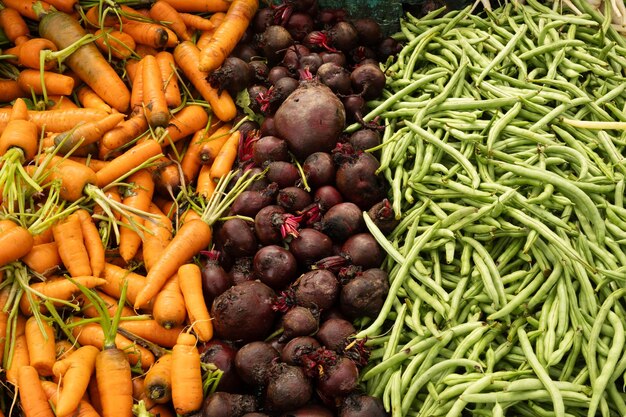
266,161,300,188
216,219,258,258
274,82,346,159
235,341,280,386
253,245,298,290
341,233,384,269
201,251,234,304
340,268,389,319
352,18,383,46
202,392,257,417
260,25,294,63
265,363,313,412
349,129,381,152
335,148,386,210
252,136,289,165
319,202,364,241
199,340,242,393
228,257,255,285
314,185,343,211
303,152,335,188
350,63,386,100
289,228,333,266
254,205,286,245
316,356,359,404
277,187,313,212
316,62,351,95
209,57,253,96
230,183,279,218
281,405,334,417
282,336,321,365
294,269,339,310
339,394,387,417
281,306,319,340
316,318,355,351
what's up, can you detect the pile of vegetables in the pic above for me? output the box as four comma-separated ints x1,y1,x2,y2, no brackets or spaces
354,0,626,416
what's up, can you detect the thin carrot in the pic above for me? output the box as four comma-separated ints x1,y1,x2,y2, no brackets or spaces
53,212,92,277
174,41,237,121
54,112,126,154
83,6,121,28
0,288,9,365
155,51,182,108
87,374,102,415
76,209,105,278
159,0,231,12
198,124,232,166
0,221,34,267
171,332,203,415
0,7,29,43
135,43,159,58
196,163,216,199
144,353,173,403
150,1,190,41
180,130,206,184
198,0,259,72
68,157,108,172
163,26,180,48
16,38,58,70
32,227,54,245
178,263,213,341
46,95,79,110
0,108,109,133
101,263,147,307
55,339,76,359
2,0,52,21
45,0,77,13
119,169,155,262
21,242,61,275
128,59,144,112
39,11,131,112
94,29,136,61
151,156,181,197
141,55,170,128
161,104,209,146
19,276,107,316
197,12,227,50
17,69,75,96
153,273,186,329
18,365,55,417
41,380,101,417
118,320,182,348
132,377,156,410
180,12,214,31
80,291,134,319
120,21,169,49
76,84,113,113
95,140,163,188
92,186,121,221
142,203,173,271
0,80,26,103
52,345,99,417
209,130,240,181
5,333,29,385
102,112,148,150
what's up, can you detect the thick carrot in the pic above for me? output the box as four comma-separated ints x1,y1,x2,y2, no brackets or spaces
54,112,126,154
171,332,203,415
76,85,113,113
3,0,52,20
0,80,26,103
32,227,54,245
39,11,131,112
173,41,237,121
52,212,92,277
21,242,61,275
161,104,209,146
38,155,98,202
18,365,55,417
25,317,56,376
45,0,77,13
141,55,170,128
0,7,29,43
96,347,133,417
101,112,148,150
94,29,136,61
55,340,76,359
209,130,240,181
0,221,34,267
80,291,134,319
144,353,172,403
129,59,144,112
0,113,38,161
101,263,147,307
133,218,212,309
153,273,186,329
5,333,29,385
198,0,259,72
196,163,216,199
75,209,105,277
119,169,154,262
178,263,213,341
68,157,109,172
156,51,182,108
46,95,79,110
118,320,182,348
120,21,169,49
180,130,206,184
41,380,100,417
160,0,231,12
142,203,173,271
180,12,214,31
150,1,190,41
92,186,121,221
52,345,99,417
95,139,163,188
17,69,75,96
19,276,107,316
151,156,181,196
17,38,58,70
0,108,108,133
197,12,227,50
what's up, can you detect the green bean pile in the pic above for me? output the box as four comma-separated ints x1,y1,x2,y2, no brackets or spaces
352,0,626,416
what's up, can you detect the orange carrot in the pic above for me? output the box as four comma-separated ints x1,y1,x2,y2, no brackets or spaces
3,0,52,21
46,95,79,110
151,156,181,196
209,130,240,181
38,155,98,202
0,289,9,365
54,112,126,154
120,21,169,49
0,79,26,103
25,316,56,376
17,38,58,70
153,273,186,329
197,12,227,50
94,29,136,60
150,1,190,41
76,84,113,113
32,227,54,245
144,353,172,403
178,263,213,341
53,212,92,277
17,69,75,96
196,163,216,199
21,242,61,275
52,345,99,417
198,0,259,72
75,209,105,277
135,43,159,58
5,333,29,385
180,130,206,184
0,103,38,161
0,7,29,43
142,203,173,271
45,0,77,13
39,11,131,112
101,112,148,150
129,59,144,112
41,380,101,417
118,320,182,348
118,169,154,262
92,186,122,221
55,340,76,359
96,346,133,417
101,263,147,307
79,291,134,319
141,55,170,128
0,108,108,132
156,51,182,108
174,41,237,121
180,12,214,31
19,276,107,316
68,157,109,172
0,220,34,267
18,365,55,417
87,374,102,415
198,124,232,165
159,0,231,12
171,332,203,415
161,104,209,146
95,139,163,188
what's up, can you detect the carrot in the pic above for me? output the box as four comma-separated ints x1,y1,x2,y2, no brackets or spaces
135,43,159,58
178,263,213,341
142,203,173,271
41,380,101,417
120,21,169,49
46,95,79,110
87,374,103,415
0,79,26,103
152,273,186,329
173,41,237,122
53,212,92,277
129,59,144,112
94,29,136,61
198,0,259,72
21,242,61,275
196,163,216,199
32,227,54,245
83,6,121,28
0,108,108,133
144,353,172,403
55,340,76,359
180,130,206,184
119,169,154,262
171,332,203,415
3,0,52,21
155,51,182,108
132,377,156,410
160,104,209,146
16,38,58,70
5,333,29,385
25,317,56,376
150,1,190,41
18,365,55,417
209,130,240,181
80,291,134,318
17,69,75,96
95,346,133,417
197,12,227,50
68,157,108,172
19,276,107,316
54,112,126,154
151,156,181,196
0,106,38,161
76,84,113,113
92,186,121,221
52,345,99,417
198,124,232,166
118,320,182,348
75,209,105,277
95,139,163,188
45,0,77,13
180,12,214,31
101,263,147,307
141,55,170,128
38,155,98,202
0,290,9,365
160,0,231,12
102,112,148,150
0,7,29,43
0,221,34,267
39,11,131,112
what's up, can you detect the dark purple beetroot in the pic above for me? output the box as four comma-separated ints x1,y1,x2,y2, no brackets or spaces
319,202,364,241
228,256,255,285
265,363,313,412
201,252,234,304
352,18,383,46
342,94,367,125
367,199,399,235
277,187,313,212
348,46,377,65
341,268,389,319
335,150,386,210
260,116,278,137
198,340,242,393
252,136,289,165
274,82,346,159
243,414,270,417
269,77,300,110
314,185,343,211
328,21,358,52
280,405,334,417
249,60,269,83
282,44,311,72
247,84,269,113
294,269,339,310
286,12,315,41
281,306,319,340
281,336,321,365
216,218,258,258
377,36,403,60
260,25,294,63
254,205,286,245
341,233,384,269
267,161,300,188
202,392,257,417
316,356,359,404
253,245,298,290
235,341,280,386
299,53,323,74
209,57,253,96
316,318,355,351
303,152,335,188
289,228,333,267
316,62,351,95
268,66,293,85
350,63,386,100
231,43,260,63
349,129,381,152
211,281,277,343
339,394,388,417
320,51,347,67
230,183,279,217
